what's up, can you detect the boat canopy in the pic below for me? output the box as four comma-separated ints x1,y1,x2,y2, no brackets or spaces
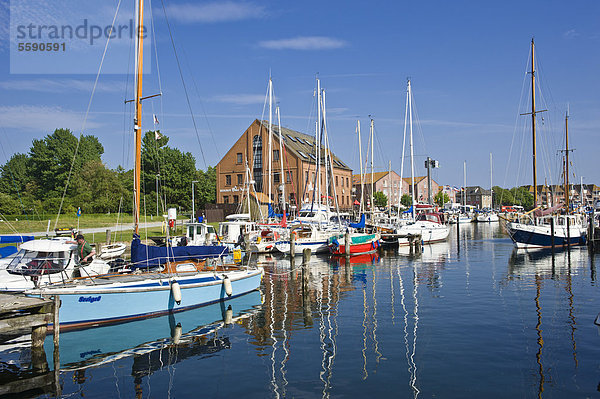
130,235,229,268
349,214,366,229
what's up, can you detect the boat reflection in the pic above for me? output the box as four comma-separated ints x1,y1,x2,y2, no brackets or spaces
506,246,583,398
48,290,263,370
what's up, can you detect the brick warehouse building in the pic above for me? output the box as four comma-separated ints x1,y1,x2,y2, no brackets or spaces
216,120,353,210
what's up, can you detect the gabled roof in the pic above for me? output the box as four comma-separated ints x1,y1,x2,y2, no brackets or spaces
257,120,351,171
465,186,491,196
352,171,390,185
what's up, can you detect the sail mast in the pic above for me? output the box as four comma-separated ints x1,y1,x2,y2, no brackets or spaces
564,110,570,212
133,0,145,234
530,38,538,207
358,120,364,216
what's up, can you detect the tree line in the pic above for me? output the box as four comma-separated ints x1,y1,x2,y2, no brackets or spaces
0,128,215,217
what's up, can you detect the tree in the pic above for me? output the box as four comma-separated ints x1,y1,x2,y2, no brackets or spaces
400,194,412,207
28,128,104,200
141,131,197,210
70,160,128,213
434,190,450,207
373,191,387,208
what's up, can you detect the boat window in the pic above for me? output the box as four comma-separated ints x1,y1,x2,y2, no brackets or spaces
188,226,195,237
196,226,205,236
7,250,68,275
208,226,215,234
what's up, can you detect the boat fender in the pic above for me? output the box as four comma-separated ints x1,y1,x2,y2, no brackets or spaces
171,280,182,305
223,275,233,296
224,305,233,325
372,240,377,249
172,323,182,344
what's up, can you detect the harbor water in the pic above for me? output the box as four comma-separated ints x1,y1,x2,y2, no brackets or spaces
2,222,600,398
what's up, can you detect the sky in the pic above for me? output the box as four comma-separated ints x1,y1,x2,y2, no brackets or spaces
0,0,599,190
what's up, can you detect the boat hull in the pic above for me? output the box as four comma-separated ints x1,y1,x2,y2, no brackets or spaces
397,222,449,246
506,222,586,249
28,269,263,330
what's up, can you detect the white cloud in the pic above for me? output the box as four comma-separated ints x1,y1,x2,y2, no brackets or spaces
564,29,579,38
165,1,266,23
0,105,100,131
0,79,123,93
259,36,348,50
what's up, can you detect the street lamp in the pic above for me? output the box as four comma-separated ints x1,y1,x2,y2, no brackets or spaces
191,180,199,222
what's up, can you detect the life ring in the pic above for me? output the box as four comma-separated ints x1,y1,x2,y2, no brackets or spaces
274,232,280,240
292,231,298,239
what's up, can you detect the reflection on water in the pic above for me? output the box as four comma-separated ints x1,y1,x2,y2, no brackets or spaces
0,224,599,397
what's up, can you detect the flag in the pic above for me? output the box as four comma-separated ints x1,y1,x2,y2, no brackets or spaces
153,114,159,125
155,131,162,140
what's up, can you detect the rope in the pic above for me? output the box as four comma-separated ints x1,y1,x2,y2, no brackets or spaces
54,0,123,230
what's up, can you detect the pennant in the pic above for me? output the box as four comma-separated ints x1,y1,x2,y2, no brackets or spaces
155,131,162,140
153,114,159,125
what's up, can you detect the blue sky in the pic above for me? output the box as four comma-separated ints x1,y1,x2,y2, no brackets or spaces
0,0,599,190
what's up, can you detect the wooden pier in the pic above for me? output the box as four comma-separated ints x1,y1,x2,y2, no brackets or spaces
0,293,60,397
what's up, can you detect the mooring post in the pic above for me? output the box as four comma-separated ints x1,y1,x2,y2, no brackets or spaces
408,235,414,254
53,295,61,397
566,215,571,251
302,248,312,265
344,231,351,257
290,231,296,257
456,218,460,252
105,229,111,245
550,217,555,252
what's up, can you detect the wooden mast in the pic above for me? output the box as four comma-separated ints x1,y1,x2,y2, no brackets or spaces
133,0,145,234
530,38,537,207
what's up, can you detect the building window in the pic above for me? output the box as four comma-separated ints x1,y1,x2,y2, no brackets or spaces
346,177,349,187
273,149,280,162
274,173,280,183
237,174,243,185
286,171,292,183
252,135,263,192
335,176,338,186
226,175,231,186
223,196,229,204
236,153,243,164
233,195,239,203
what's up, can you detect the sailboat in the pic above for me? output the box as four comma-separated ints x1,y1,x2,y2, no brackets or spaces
505,39,586,249
395,80,449,246
23,0,263,330
476,154,499,222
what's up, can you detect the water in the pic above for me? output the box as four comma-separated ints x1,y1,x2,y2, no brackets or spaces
2,223,600,398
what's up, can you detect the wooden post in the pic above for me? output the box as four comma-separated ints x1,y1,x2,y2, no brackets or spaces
550,217,555,251
31,324,48,373
408,235,414,254
290,231,296,257
105,229,111,245
566,215,571,250
456,217,460,251
302,248,311,265
53,295,61,397
345,231,351,257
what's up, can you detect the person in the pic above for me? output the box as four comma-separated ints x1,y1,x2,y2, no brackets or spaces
68,234,96,265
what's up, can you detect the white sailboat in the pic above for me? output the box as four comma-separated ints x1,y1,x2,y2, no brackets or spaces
476,153,499,222
395,80,449,245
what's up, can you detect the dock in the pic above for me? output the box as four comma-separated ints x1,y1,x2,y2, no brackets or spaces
0,293,60,397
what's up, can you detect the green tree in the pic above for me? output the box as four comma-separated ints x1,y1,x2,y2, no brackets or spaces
141,131,197,210
28,128,104,200
400,194,412,207
0,192,21,215
434,190,450,207
71,160,128,213
373,191,387,208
